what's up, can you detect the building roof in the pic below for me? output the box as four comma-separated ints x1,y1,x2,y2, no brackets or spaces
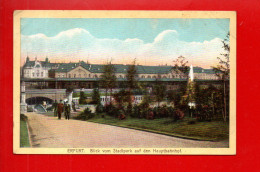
23,58,216,74
55,61,174,74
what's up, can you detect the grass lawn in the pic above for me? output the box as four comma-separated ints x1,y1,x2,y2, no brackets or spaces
85,114,229,141
20,118,30,147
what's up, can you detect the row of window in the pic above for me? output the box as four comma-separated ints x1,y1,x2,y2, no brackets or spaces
31,72,44,77
100,96,143,102
56,74,184,79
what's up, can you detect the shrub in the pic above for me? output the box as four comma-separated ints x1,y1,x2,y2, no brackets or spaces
20,114,28,121
105,103,120,118
96,103,104,113
173,109,185,122
195,105,212,122
75,107,94,120
131,105,140,118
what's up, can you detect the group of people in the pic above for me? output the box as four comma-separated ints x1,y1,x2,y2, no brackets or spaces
53,100,73,120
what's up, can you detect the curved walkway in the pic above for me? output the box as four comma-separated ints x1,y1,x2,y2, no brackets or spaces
26,112,229,148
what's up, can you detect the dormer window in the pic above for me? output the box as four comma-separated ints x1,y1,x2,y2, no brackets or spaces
36,64,40,68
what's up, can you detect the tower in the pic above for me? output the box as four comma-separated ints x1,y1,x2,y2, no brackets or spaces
26,56,29,62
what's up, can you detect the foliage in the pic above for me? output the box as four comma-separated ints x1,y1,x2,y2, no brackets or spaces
212,32,230,122
173,56,189,78
75,107,94,120
100,62,116,105
20,114,28,121
96,103,104,113
126,60,138,111
173,109,185,122
126,60,138,90
166,90,182,107
91,88,101,104
113,89,131,108
79,91,86,104
194,84,223,120
86,115,229,141
20,115,30,147
105,103,120,118
153,76,166,106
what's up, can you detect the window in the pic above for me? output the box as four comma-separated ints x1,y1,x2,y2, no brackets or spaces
147,75,151,78
89,74,91,78
32,73,34,77
79,74,81,78
69,74,71,78
74,74,76,78
41,72,43,77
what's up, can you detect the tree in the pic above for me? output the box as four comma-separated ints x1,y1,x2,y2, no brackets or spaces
166,90,182,108
173,56,189,79
212,32,230,122
126,60,138,112
153,74,166,107
173,56,189,107
91,88,101,105
100,62,116,106
113,89,131,109
79,90,86,104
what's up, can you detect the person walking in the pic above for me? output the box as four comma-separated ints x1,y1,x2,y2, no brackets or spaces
57,100,64,120
64,102,71,120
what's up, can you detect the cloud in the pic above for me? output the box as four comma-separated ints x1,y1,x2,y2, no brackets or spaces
21,28,224,67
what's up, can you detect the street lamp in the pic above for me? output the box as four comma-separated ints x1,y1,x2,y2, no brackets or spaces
188,102,196,118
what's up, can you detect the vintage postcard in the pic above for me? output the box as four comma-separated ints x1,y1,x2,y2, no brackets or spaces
13,10,236,154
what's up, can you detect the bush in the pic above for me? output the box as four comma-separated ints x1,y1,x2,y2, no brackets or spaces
195,105,212,122
105,103,120,118
131,105,140,118
75,107,94,120
20,114,28,121
96,103,104,113
173,109,185,122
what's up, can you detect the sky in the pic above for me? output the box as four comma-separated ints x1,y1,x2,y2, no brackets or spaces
21,18,230,68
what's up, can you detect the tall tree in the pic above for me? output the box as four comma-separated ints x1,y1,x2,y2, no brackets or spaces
79,90,86,104
173,56,189,106
100,62,116,106
212,32,230,122
173,56,189,79
153,74,166,107
91,88,101,105
126,60,138,113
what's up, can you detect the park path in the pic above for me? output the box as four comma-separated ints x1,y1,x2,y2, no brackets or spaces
25,112,229,148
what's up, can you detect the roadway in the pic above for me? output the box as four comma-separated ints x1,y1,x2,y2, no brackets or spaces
25,112,229,148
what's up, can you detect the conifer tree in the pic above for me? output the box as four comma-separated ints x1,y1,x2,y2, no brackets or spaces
212,32,230,122
100,62,116,106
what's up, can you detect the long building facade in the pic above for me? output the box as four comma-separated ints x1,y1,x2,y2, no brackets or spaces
21,57,220,90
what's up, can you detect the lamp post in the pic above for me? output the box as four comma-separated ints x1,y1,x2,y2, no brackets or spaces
188,102,196,118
